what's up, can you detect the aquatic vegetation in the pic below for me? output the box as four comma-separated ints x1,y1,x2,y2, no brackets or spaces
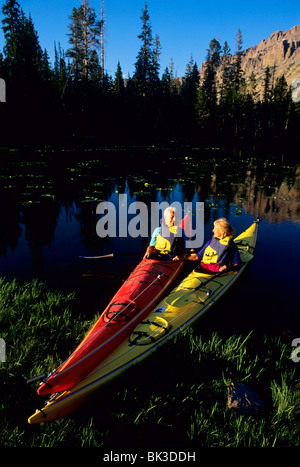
0,277,299,447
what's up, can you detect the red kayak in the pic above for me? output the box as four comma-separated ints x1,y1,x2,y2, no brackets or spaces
37,256,184,395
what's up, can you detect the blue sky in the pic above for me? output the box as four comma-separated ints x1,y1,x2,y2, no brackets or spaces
0,0,299,77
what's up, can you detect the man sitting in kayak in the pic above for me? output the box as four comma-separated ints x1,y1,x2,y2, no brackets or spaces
175,217,242,273
144,207,186,259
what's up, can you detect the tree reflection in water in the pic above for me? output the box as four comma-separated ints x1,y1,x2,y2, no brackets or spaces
0,148,299,332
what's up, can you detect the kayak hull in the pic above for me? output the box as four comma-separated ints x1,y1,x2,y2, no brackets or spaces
28,220,259,424
37,257,184,395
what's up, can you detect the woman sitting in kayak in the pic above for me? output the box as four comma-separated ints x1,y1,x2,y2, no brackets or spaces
176,217,242,273
144,207,185,259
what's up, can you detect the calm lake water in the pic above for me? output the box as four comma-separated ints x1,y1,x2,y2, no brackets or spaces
1,147,299,340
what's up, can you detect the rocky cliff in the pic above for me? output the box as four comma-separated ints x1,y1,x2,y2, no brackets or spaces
199,25,300,101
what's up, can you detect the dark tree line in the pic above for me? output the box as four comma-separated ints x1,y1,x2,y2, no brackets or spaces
0,0,299,154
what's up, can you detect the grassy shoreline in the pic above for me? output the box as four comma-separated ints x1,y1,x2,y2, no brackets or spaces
0,277,299,447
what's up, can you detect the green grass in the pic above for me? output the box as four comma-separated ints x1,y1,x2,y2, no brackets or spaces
0,277,299,447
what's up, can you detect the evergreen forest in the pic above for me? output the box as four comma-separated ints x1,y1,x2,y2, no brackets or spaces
0,0,299,155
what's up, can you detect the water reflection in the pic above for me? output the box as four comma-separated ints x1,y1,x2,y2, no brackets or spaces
0,149,299,275
234,161,300,223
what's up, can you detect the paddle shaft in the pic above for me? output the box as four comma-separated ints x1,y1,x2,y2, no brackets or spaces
79,253,114,259
79,252,147,259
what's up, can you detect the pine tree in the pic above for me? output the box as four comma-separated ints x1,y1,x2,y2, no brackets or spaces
67,0,102,81
202,39,221,114
22,14,44,84
1,0,24,79
233,29,243,86
1,0,57,142
179,56,200,140
182,56,199,103
54,42,67,97
153,34,161,81
133,2,160,97
1,1,51,96
114,61,125,95
169,58,175,81
219,41,233,140
272,74,291,143
273,74,290,104
100,0,105,79
263,66,272,103
220,41,232,102
67,6,84,80
247,72,258,101
161,58,179,96
161,66,171,95
2,1,48,90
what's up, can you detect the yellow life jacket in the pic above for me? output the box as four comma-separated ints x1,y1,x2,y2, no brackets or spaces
155,225,181,255
201,235,232,265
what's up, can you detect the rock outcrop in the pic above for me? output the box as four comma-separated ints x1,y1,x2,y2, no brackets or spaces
241,25,300,89
227,382,263,416
199,25,300,100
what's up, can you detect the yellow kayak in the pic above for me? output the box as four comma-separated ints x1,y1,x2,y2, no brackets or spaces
28,219,259,424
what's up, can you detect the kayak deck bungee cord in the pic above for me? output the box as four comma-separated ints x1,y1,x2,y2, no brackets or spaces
36,256,185,396
28,219,259,424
